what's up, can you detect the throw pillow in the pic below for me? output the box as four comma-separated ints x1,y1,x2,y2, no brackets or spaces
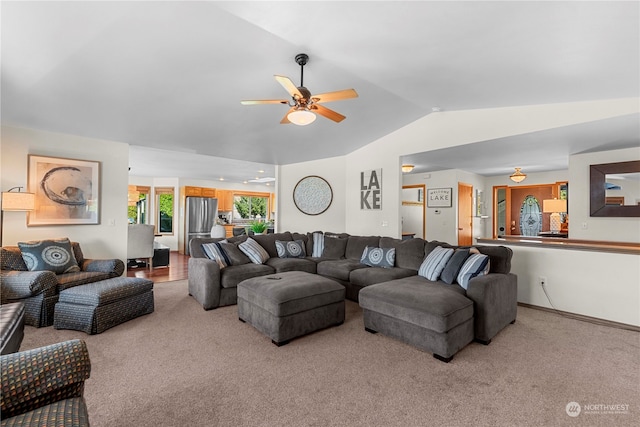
457,253,490,290
275,240,306,258
238,238,270,264
218,242,251,265
311,232,324,257
321,236,348,259
417,246,454,281
440,248,471,285
201,242,230,269
18,238,80,274
360,246,395,268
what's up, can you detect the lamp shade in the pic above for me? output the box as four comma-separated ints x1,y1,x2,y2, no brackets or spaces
542,199,567,213
287,108,316,126
509,167,527,183
2,191,35,211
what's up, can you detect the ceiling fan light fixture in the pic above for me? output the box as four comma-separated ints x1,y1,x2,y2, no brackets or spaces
510,167,527,183
287,107,316,126
401,164,415,173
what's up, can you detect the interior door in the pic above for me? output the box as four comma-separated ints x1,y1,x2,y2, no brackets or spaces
458,182,473,246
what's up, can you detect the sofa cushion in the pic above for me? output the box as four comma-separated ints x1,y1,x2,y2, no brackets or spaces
252,232,293,258
18,239,80,274
219,242,251,265
238,238,270,264
349,266,416,287
275,240,306,258
322,236,348,259
457,254,490,289
317,259,368,281
379,237,426,270
57,271,113,291
475,246,512,274
359,278,473,333
345,236,380,260
265,257,317,274
418,246,454,281
360,246,395,268
306,231,325,257
220,263,274,289
1,247,28,271
440,248,471,285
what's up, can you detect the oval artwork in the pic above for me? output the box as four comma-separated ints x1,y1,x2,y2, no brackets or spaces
293,176,333,215
519,195,542,236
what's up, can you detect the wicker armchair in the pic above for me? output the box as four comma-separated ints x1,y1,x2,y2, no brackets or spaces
1,243,125,327
0,339,91,426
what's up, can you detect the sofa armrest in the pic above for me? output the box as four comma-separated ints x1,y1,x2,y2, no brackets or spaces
81,258,125,277
0,339,91,419
0,270,58,301
465,273,518,342
188,258,222,310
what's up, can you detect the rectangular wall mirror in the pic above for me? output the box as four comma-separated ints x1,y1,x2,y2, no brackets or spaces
590,160,640,217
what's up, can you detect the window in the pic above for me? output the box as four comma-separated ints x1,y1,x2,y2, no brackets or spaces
128,186,149,224
155,187,174,234
233,195,268,219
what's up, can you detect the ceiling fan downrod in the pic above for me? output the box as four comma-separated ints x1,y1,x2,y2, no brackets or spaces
295,53,309,88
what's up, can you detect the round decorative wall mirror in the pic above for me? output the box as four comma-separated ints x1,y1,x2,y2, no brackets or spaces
293,176,333,215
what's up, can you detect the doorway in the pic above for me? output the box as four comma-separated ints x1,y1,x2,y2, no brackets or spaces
458,182,473,246
401,185,425,239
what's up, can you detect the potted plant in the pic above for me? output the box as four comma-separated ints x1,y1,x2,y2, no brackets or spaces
249,220,270,235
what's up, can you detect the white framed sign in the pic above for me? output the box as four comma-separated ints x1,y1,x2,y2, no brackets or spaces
427,188,452,208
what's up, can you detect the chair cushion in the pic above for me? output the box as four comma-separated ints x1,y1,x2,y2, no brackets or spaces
56,271,113,291
18,239,80,274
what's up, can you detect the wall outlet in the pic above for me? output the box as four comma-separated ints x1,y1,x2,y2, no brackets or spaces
381,221,388,227
538,276,547,287
581,222,588,230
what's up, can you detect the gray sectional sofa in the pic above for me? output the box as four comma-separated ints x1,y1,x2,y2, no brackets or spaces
188,231,517,361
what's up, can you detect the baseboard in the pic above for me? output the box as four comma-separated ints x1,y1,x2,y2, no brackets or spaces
518,302,640,332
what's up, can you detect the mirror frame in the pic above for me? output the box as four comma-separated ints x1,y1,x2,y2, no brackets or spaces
590,160,640,217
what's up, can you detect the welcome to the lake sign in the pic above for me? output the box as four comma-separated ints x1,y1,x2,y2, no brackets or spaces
361,169,382,210
427,187,452,207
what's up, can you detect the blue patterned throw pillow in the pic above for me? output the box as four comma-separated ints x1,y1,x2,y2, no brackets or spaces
201,242,230,269
18,238,80,274
275,240,306,258
418,246,454,281
360,246,396,268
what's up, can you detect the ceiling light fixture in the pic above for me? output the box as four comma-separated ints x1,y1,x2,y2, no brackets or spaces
509,167,527,183
401,164,415,173
287,106,316,126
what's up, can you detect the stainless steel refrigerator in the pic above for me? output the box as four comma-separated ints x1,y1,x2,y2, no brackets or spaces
185,196,218,255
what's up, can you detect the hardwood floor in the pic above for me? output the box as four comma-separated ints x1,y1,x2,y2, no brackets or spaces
126,251,188,283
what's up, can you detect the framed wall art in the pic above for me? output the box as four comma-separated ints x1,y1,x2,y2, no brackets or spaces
427,188,452,208
28,155,100,225
293,175,333,215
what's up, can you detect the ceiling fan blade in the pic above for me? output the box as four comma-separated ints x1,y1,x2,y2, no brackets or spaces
275,75,303,99
311,104,346,123
311,88,358,103
241,99,289,105
280,107,295,124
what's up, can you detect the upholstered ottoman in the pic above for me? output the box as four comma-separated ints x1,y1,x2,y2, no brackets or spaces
54,277,154,334
359,279,474,362
237,271,345,346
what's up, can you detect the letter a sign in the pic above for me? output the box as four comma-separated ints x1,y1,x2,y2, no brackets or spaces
360,169,382,210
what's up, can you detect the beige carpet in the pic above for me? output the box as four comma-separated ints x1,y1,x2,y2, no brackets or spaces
20,280,639,427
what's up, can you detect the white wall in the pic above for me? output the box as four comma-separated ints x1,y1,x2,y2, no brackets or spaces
500,243,640,327
1,126,129,260
278,156,346,233
569,147,640,242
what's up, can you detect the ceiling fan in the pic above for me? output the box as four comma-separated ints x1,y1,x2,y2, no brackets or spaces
241,53,358,126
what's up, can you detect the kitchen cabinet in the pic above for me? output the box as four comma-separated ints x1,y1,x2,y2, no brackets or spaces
183,186,216,198
217,190,234,212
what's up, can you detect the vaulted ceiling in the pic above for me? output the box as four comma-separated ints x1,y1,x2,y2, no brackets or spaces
2,1,638,182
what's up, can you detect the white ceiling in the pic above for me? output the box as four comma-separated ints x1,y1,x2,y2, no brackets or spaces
2,1,639,182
